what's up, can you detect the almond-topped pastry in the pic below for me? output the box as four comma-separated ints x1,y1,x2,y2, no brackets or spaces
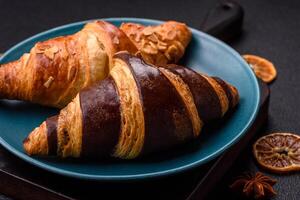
23,52,239,159
121,21,191,65
0,20,192,108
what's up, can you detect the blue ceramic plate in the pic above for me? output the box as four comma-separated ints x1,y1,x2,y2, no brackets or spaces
0,18,259,180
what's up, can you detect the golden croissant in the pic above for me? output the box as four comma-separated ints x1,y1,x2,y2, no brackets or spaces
0,20,191,108
23,52,239,159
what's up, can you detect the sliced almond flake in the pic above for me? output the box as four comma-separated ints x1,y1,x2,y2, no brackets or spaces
21,53,30,67
68,66,77,81
142,27,154,36
174,41,184,53
164,45,178,61
159,40,167,46
149,41,157,49
176,30,182,36
142,43,158,55
99,41,105,50
113,36,119,44
44,50,54,59
44,50,54,60
51,46,59,53
44,46,59,60
128,32,137,39
153,31,163,40
135,33,142,42
61,49,69,60
35,50,44,54
167,45,178,54
147,34,158,43
43,76,54,88
157,44,167,51
166,30,177,40
35,47,46,54
157,41,168,50
164,51,171,60
141,38,146,47
35,44,50,52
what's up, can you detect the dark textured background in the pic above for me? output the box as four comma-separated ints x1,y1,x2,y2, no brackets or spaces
0,0,300,199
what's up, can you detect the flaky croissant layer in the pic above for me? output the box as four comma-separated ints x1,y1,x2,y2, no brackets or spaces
0,20,191,108
23,52,239,159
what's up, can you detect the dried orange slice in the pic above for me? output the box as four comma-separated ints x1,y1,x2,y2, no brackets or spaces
243,54,277,83
253,133,300,173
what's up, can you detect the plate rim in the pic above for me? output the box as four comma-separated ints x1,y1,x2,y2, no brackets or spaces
0,17,260,180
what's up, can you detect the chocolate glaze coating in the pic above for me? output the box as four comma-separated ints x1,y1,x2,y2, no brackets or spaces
46,116,58,155
213,77,234,109
164,65,222,122
80,77,121,157
115,53,193,155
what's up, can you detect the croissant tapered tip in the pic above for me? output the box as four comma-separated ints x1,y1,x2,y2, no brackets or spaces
23,122,48,156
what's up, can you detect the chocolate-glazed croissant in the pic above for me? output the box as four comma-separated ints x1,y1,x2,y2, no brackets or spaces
23,52,239,159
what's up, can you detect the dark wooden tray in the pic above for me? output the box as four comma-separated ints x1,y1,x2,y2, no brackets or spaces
0,80,269,200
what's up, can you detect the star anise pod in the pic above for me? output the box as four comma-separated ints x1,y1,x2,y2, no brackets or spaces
229,172,277,199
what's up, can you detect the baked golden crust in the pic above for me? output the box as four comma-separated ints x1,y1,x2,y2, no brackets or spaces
23,95,83,157
83,21,138,71
110,58,145,159
159,67,203,137
120,21,191,65
228,84,239,108
23,122,48,156
57,94,83,157
0,21,137,108
203,75,229,116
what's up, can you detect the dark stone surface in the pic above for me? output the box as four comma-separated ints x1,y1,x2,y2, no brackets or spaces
0,0,300,199
210,1,300,199
0,195,12,200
